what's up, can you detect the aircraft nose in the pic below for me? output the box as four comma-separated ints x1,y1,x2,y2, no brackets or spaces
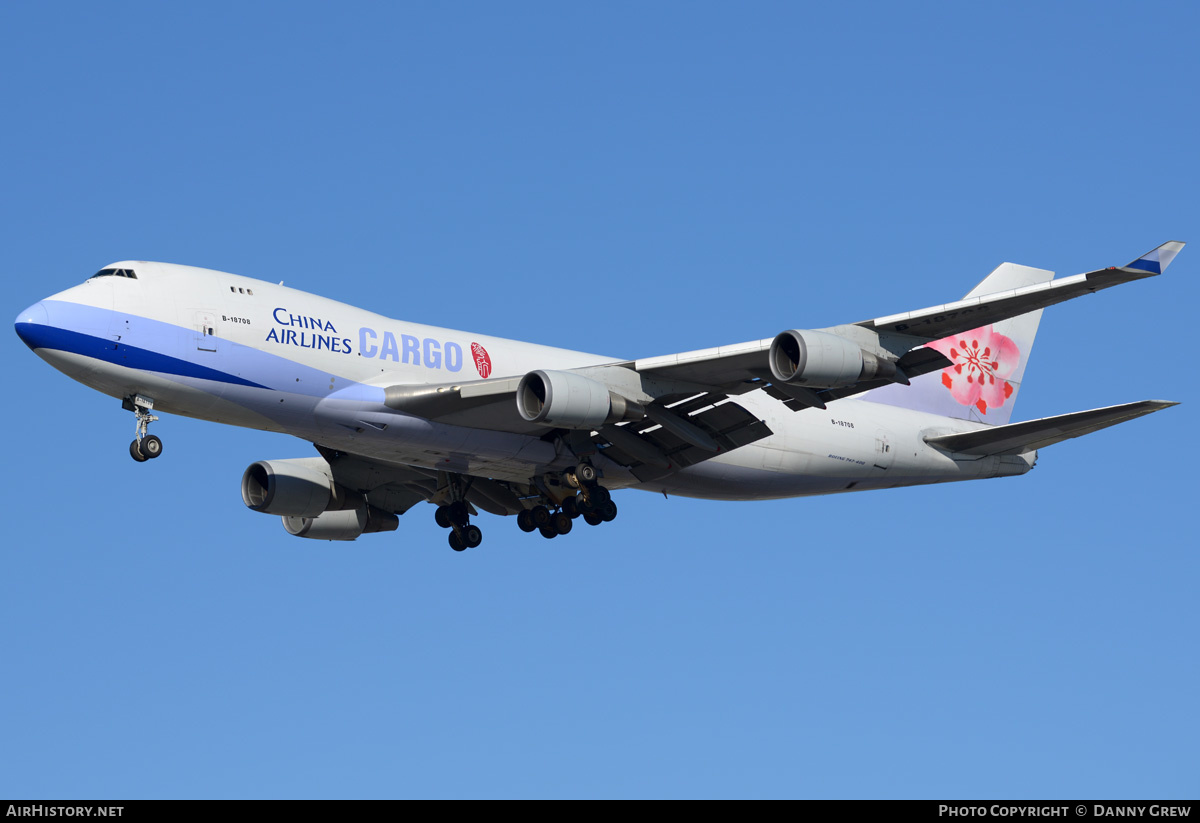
14,301,51,350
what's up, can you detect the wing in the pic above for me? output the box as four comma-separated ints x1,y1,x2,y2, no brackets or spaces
862,241,1185,339
590,392,773,481
634,242,1182,396
313,445,537,518
382,375,774,476
316,444,435,512
376,242,1180,474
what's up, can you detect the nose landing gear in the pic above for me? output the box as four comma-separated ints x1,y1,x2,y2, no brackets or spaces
125,395,163,462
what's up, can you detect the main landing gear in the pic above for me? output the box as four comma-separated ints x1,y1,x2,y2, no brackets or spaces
436,501,483,552
516,462,618,540
126,395,164,463
432,476,484,552
432,463,618,551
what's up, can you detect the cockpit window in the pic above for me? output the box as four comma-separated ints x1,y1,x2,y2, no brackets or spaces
88,268,137,280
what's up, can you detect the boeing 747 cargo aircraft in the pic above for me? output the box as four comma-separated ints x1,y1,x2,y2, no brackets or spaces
14,242,1182,550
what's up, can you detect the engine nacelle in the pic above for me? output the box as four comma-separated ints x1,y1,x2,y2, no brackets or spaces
516,369,644,429
282,506,400,541
769,329,896,388
241,457,334,517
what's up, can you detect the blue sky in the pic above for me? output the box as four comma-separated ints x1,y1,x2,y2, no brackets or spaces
2,1,1196,799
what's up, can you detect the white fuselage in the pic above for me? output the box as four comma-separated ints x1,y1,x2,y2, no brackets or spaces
16,261,1032,502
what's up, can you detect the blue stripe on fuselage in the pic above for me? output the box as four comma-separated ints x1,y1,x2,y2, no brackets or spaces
20,300,387,406
16,321,271,389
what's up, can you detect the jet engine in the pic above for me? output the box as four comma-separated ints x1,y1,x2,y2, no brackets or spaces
241,457,335,517
516,370,645,429
242,457,403,541
769,329,898,389
283,506,399,541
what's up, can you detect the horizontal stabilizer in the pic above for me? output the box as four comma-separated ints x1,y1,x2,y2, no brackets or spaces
924,400,1178,456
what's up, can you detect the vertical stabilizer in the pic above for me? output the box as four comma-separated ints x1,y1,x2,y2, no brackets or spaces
864,262,1054,425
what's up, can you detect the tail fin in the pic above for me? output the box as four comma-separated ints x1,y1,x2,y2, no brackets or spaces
864,262,1054,425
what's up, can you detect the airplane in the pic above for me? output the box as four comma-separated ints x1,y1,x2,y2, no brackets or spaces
14,242,1182,550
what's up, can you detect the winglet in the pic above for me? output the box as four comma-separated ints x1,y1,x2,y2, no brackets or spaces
1125,240,1185,275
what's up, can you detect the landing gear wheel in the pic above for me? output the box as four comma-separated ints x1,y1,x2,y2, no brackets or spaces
561,496,579,518
530,505,551,528
577,497,595,516
588,486,611,505
517,509,536,533
447,500,469,526
449,531,466,551
435,505,452,529
552,512,573,535
583,511,603,527
599,501,618,522
139,435,163,459
463,525,483,548
576,463,597,484
539,525,558,539
129,397,160,462
564,470,580,489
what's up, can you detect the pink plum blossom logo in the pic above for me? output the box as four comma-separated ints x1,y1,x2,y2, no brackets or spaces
471,342,492,378
928,325,1020,416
